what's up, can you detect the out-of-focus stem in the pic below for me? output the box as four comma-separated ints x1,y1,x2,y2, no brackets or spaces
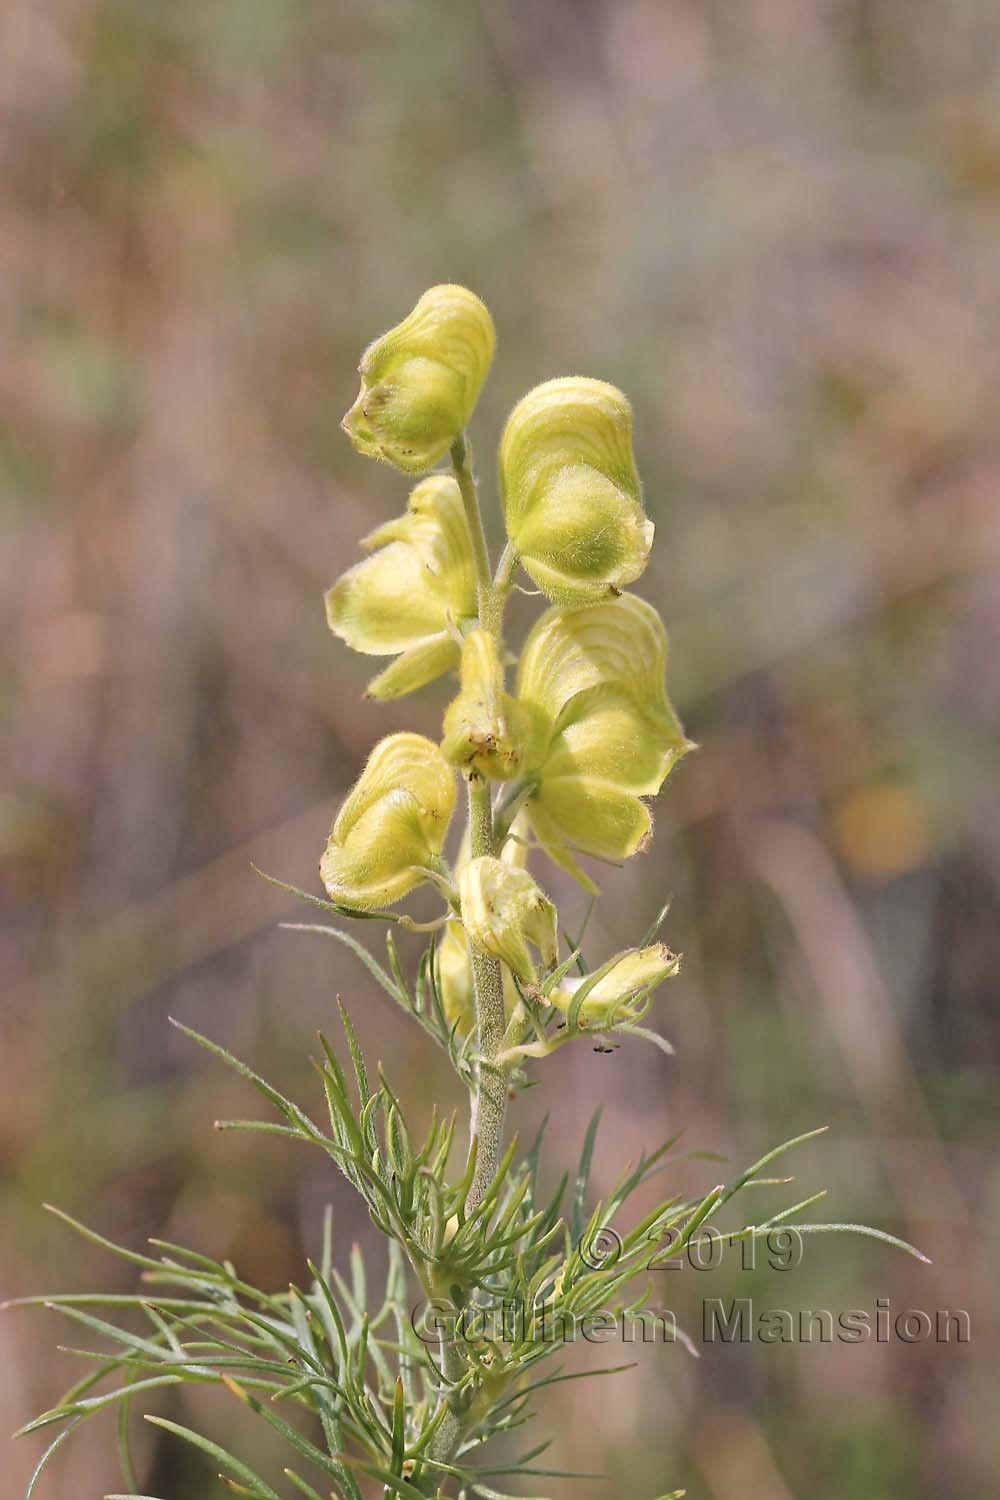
451,435,503,638
421,440,513,1492
464,774,508,1216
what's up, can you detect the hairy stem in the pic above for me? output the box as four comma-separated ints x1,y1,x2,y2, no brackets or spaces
464,774,509,1216
421,441,513,1492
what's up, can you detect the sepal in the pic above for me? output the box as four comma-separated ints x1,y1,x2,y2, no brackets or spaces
325,475,476,698
499,377,652,602
458,856,558,985
441,629,530,780
551,943,680,1022
516,594,692,884
342,285,495,473
320,732,456,909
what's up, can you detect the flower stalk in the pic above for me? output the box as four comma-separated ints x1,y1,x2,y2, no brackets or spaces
14,285,919,1500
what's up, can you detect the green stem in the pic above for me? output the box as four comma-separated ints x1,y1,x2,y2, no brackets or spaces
451,435,503,637
464,775,509,1216
421,444,514,1494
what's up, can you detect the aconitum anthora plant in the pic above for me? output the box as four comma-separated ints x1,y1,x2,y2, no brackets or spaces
10,286,927,1500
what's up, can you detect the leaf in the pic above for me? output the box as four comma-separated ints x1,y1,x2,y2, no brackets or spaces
337,1001,370,1103
282,1471,325,1500
337,1456,429,1500
718,1126,829,1208
253,865,402,923
25,1416,83,1500
220,1377,341,1478
390,1375,406,1476
17,1376,185,1436
279,924,406,1005
169,1020,325,1143
783,1222,931,1262
144,1416,283,1500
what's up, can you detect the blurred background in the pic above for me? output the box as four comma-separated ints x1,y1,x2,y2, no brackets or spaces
2,2,999,1496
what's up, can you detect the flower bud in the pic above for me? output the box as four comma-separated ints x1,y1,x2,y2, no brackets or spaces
499,377,653,603
516,594,692,889
342,285,496,474
550,943,679,1022
437,826,525,1035
441,629,530,780
325,475,476,699
458,856,558,985
320,732,455,909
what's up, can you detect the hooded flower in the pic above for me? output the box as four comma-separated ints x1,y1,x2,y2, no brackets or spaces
342,285,496,474
325,475,477,699
516,593,692,890
320,733,455,909
499,377,653,603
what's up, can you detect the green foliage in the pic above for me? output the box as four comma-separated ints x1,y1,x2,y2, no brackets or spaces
10,1011,924,1498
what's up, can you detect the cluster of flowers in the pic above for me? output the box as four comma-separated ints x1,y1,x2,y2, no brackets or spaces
323,285,692,1042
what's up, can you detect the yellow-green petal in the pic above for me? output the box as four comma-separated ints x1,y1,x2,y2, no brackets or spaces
550,943,680,1019
458,856,558,985
499,378,652,601
441,629,530,780
325,475,476,698
365,634,460,701
517,593,681,737
342,286,496,474
326,543,449,655
531,776,653,865
321,733,455,909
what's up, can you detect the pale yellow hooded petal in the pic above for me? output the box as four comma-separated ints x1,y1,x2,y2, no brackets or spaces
325,475,476,698
515,595,691,883
342,285,496,474
499,378,652,602
320,733,455,909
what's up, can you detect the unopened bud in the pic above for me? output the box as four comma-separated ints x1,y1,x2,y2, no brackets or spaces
441,630,529,780
437,823,528,1034
499,377,652,603
458,856,558,985
551,943,679,1021
320,733,455,909
342,285,495,474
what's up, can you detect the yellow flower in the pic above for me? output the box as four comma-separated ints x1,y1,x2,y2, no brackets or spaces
550,944,679,1022
459,856,558,986
325,475,476,699
499,377,653,603
342,285,496,474
516,593,692,889
320,733,455,909
441,629,530,780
